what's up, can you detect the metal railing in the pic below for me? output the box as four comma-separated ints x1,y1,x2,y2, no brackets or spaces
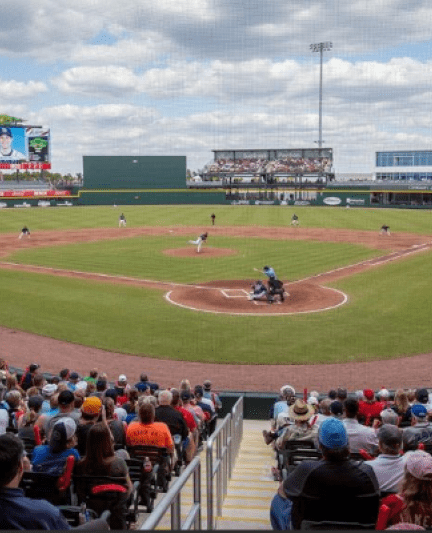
206,396,243,530
140,456,202,530
139,396,244,530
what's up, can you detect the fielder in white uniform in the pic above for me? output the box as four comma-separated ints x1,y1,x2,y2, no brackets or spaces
188,232,208,253
0,128,26,160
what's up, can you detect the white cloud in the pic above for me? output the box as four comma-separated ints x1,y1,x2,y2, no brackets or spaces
0,79,47,101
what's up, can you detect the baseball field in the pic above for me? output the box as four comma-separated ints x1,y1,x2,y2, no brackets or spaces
1,204,432,392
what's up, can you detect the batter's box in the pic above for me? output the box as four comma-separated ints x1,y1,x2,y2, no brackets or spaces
253,300,282,305
220,288,249,298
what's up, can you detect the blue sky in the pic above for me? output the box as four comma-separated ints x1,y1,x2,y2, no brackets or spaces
2,1,432,176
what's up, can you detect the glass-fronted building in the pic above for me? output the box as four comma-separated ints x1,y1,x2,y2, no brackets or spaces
376,151,432,181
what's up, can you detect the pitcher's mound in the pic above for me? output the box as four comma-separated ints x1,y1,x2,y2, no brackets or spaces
163,247,237,258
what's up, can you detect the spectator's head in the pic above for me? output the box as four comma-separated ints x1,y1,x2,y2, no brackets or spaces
33,374,44,388
57,390,75,411
407,390,416,403
170,388,180,407
289,399,314,425
377,388,390,401
343,398,359,419
180,379,191,392
401,451,432,505
59,368,69,381
81,397,102,421
318,418,350,460
378,424,402,455
328,389,337,401
158,389,173,406
29,363,40,374
280,385,296,402
27,395,43,414
411,404,428,423
395,389,409,413
319,399,332,416
363,389,375,402
69,372,80,384
140,374,149,383
118,374,127,386
309,390,320,400
42,383,57,399
89,369,98,380
203,380,212,391
181,390,191,405
402,431,418,453
81,423,115,468
139,401,155,424
6,375,19,392
96,379,107,392
127,388,139,404
49,417,77,453
416,388,429,405
336,387,348,401
0,434,24,489
104,388,118,403
103,397,115,419
380,408,399,426
50,393,59,409
194,386,204,400
5,390,21,409
307,396,319,412
330,400,344,418
74,390,85,409
51,376,60,385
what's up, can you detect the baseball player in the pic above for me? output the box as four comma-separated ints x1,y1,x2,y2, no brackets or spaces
291,213,299,226
211,213,216,226
119,213,126,228
254,266,278,280
188,232,208,253
0,128,26,160
18,226,31,240
380,224,390,236
248,280,268,301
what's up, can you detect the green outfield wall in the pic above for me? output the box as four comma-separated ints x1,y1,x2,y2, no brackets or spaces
77,189,227,205
83,156,186,190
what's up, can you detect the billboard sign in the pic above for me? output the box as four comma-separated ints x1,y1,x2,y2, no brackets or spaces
0,126,50,169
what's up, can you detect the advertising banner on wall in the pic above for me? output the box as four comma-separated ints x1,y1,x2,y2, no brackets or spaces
0,127,51,169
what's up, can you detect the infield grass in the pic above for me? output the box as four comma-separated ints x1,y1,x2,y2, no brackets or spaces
1,205,432,365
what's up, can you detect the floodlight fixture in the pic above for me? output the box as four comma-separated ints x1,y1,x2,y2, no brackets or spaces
310,42,333,149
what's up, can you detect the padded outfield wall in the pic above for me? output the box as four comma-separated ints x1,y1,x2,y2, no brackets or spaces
79,155,227,204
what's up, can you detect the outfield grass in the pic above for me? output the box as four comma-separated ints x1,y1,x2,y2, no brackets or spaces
1,205,432,365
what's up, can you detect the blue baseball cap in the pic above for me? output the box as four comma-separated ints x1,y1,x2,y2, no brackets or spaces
411,404,428,418
0,128,12,137
319,418,348,450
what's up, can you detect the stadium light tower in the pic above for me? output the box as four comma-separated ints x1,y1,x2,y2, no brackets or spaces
310,41,332,149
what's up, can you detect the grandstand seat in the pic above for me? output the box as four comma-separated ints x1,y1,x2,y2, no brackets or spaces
20,455,75,506
125,457,157,514
72,475,139,530
276,439,318,476
127,445,171,493
301,520,375,530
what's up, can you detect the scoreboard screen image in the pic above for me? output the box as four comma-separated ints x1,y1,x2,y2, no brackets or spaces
0,126,51,170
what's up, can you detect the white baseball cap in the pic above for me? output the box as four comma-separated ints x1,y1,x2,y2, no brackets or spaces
118,374,127,383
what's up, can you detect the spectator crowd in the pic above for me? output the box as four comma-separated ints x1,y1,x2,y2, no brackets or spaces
0,359,222,529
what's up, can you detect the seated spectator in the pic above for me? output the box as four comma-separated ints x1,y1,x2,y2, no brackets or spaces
330,400,343,419
126,402,174,466
336,387,348,403
315,399,332,427
359,389,385,425
342,398,379,455
32,417,80,475
74,422,133,530
392,389,412,426
327,389,337,401
171,388,197,462
408,389,432,416
194,386,216,434
365,424,405,494
67,372,80,392
114,375,130,405
6,374,25,398
83,369,98,384
270,418,379,530
17,396,43,442
155,389,189,450
2,390,24,433
134,374,159,393
0,433,71,530
103,397,127,449
26,374,46,398
58,368,70,387
203,380,222,414
179,379,191,393
20,363,40,392
377,388,392,407
403,404,432,447
45,390,81,438
76,397,102,456
276,400,318,449
381,408,400,426
385,451,432,528
122,389,139,416
271,385,296,429
41,384,58,414
91,378,108,400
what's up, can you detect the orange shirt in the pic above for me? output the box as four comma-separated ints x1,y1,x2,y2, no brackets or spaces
126,421,174,451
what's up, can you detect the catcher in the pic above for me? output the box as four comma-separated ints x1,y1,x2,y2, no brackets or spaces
248,280,268,301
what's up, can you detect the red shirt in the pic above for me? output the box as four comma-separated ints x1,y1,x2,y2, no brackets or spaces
359,400,386,423
174,406,197,432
